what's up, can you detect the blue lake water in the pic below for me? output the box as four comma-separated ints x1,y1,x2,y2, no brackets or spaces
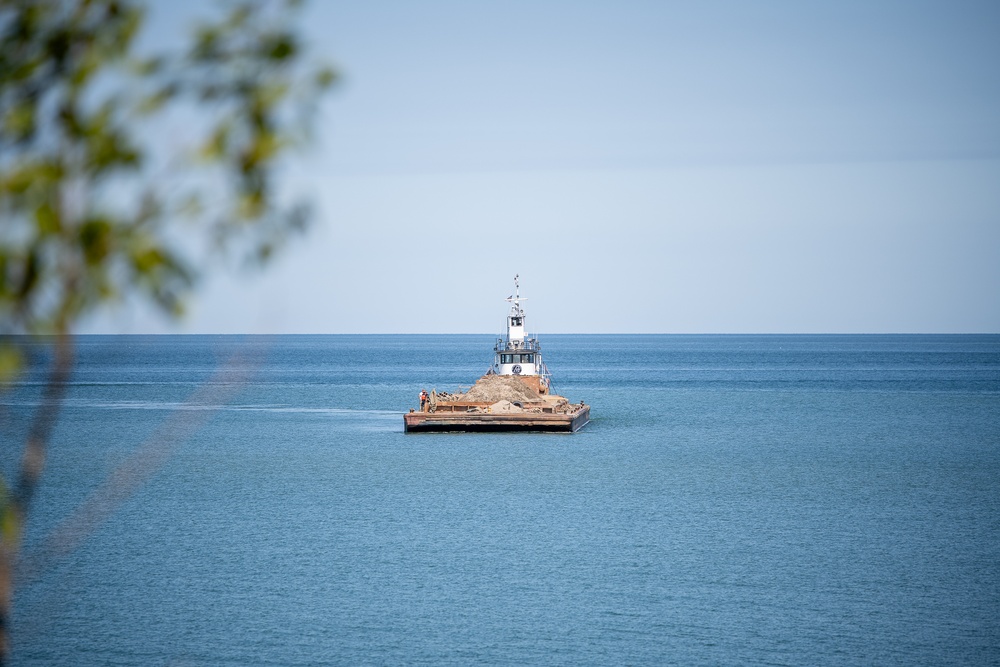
3,334,999,665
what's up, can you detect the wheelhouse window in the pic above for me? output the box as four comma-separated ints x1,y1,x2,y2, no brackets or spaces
502,354,534,364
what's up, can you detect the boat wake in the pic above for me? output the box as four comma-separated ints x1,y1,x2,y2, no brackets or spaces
1,397,400,418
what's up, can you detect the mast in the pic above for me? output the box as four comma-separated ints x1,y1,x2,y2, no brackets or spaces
504,273,526,347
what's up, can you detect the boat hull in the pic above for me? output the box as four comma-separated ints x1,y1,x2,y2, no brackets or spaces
404,405,590,433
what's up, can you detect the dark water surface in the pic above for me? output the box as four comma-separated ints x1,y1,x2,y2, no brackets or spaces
4,335,999,665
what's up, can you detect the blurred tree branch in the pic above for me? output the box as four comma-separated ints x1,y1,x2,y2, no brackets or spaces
0,0,334,661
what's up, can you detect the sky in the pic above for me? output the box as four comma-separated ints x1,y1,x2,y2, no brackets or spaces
85,0,1000,333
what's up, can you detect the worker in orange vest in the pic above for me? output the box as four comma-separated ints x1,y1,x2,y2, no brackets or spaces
419,389,429,411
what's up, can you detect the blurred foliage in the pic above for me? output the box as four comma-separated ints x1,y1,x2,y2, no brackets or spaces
0,0,335,352
0,1,334,659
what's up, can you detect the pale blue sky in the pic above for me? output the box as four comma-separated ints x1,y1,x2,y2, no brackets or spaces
86,0,1000,333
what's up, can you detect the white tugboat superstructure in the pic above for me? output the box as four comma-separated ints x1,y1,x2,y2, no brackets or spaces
492,274,550,390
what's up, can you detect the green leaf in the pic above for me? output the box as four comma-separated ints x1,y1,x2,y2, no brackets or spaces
34,201,59,234
265,34,297,61
1,502,20,546
79,218,113,265
136,84,177,115
0,345,23,386
2,101,36,140
15,250,39,300
315,66,337,89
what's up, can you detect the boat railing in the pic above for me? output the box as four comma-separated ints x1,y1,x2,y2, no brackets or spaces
495,337,541,352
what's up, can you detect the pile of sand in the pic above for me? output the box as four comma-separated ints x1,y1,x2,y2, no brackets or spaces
440,374,542,404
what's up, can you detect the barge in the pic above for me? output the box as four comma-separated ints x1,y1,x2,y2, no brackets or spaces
403,276,590,433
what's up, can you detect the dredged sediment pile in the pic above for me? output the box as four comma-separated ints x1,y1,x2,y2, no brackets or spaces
437,374,577,414
440,374,542,404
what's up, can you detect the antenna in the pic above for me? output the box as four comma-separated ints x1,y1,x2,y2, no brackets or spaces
505,274,526,316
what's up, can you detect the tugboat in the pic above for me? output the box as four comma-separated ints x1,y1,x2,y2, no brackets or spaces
403,275,590,433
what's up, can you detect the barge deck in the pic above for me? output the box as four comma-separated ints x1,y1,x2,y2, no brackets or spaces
404,403,590,433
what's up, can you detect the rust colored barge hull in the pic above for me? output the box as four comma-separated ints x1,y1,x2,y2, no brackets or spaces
404,405,590,433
